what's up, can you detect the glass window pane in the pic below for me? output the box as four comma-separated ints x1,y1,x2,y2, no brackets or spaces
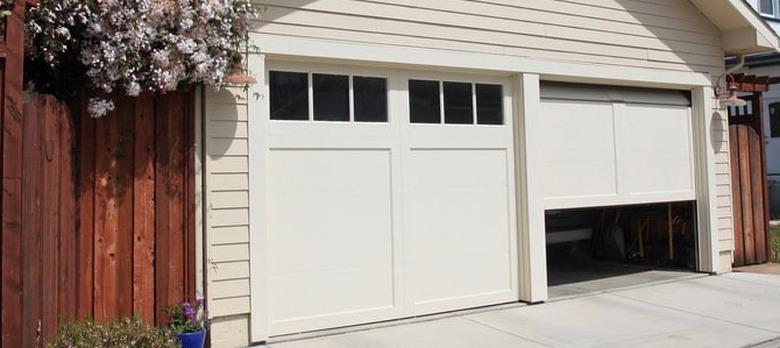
270,71,309,120
409,80,441,124
770,102,780,138
760,0,774,14
354,76,388,122
444,82,474,124
476,84,503,125
313,74,349,121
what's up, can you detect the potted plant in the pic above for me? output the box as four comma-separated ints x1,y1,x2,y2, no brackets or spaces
167,299,207,348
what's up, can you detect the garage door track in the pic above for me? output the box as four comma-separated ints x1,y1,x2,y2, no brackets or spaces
262,272,780,348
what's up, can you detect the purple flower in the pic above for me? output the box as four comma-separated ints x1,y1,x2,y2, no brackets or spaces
182,302,196,320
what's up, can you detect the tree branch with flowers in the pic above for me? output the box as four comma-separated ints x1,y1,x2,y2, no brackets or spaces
24,0,256,118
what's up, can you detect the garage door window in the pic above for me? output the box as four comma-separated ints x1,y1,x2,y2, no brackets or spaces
410,79,504,125
409,79,442,124
313,74,349,121
270,70,388,122
444,82,474,124
354,76,388,122
476,84,503,125
270,71,309,120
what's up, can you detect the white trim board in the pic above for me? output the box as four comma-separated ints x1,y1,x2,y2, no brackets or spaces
252,33,715,89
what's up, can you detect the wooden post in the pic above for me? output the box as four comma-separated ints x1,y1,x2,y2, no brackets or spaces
754,92,771,263
2,1,27,347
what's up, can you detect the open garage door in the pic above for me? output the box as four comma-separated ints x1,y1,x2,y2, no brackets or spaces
540,82,695,209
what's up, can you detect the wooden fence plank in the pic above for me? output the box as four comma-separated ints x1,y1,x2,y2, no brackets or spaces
730,126,744,266
749,122,768,263
184,90,197,302
755,92,772,262
168,92,186,306
738,125,756,264
94,101,120,320
115,97,135,317
133,94,156,323
58,101,77,324
21,98,43,348
41,95,61,343
2,1,26,346
76,98,95,319
154,96,172,324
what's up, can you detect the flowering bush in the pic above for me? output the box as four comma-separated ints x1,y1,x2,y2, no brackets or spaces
24,0,255,117
50,317,176,348
167,299,207,335
0,0,15,18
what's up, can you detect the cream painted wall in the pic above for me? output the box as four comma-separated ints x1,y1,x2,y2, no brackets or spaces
252,0,723,75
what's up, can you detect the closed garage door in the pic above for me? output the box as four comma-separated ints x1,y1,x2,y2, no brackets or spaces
264,63,518,335
539,82,695,209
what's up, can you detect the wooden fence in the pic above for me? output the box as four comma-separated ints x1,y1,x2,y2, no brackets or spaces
728,93,771,266
6,91,197,347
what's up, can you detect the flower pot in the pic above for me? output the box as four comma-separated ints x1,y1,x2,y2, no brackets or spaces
177,330,205,348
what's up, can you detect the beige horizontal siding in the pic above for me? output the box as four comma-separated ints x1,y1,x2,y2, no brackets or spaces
210,315,251,348
210,226,250,246
206,87,252,318
211,297,252,317
710,105,734,268
254,0,723,74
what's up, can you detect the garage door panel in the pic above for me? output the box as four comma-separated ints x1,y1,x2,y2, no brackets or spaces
408,251,513,307
268,191,392,273
405,149,516,310
407,127,510,148
268,265,396,326
540,83,695,208
406,149,510,189
620,104,694,196
540,100,618,200
267,149,397,331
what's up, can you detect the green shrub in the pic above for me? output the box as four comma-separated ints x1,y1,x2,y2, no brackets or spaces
50,317,177,348
771,226,780,263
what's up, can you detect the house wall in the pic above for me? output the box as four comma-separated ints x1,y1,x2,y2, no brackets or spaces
203,87,253,347
253,0,723,75
203,1,735,346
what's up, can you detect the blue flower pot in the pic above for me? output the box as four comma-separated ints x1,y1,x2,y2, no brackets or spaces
177,330,205,348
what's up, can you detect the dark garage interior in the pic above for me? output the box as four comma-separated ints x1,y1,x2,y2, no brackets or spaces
546,201,698,299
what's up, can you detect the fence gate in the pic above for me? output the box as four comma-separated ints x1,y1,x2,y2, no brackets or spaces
728,93,771,266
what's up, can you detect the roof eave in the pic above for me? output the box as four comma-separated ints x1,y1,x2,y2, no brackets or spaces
691,0,780,56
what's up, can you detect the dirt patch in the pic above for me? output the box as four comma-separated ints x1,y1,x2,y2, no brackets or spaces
734,263,780,275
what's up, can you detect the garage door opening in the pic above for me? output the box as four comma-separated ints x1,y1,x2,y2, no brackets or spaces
546,201,698,299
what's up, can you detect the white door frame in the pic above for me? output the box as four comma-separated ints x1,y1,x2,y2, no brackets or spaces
513,73,548,303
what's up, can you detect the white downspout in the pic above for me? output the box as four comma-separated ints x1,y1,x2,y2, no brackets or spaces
725,54,746,75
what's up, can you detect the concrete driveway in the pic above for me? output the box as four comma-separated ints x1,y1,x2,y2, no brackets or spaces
263,272,780,348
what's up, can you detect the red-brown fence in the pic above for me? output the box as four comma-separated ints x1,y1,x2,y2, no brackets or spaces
7,91,197,347
1,2,197,346
728,93,771,266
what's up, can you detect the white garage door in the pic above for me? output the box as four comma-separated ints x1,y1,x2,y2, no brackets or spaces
540,82,695,209
264,63,518,335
